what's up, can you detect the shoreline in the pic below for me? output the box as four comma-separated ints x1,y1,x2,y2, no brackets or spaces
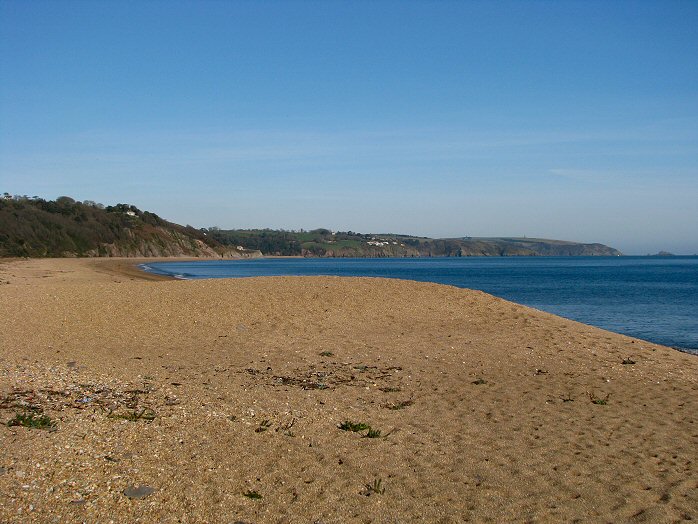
1,257,697,522
134,256,698,355
18,256,694,355
89,257,181,281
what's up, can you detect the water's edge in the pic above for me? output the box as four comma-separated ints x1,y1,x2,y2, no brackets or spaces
140,257,698,355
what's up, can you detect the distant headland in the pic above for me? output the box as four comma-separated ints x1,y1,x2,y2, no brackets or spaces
0,194,622,258
206,228,622,257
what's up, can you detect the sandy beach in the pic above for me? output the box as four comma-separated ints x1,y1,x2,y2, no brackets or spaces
0,257,696,523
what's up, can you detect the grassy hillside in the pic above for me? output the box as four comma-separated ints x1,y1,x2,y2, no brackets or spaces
0,195,253,258
208,228,622,257
0,194,622,258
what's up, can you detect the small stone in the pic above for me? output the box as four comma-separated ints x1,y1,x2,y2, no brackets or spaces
123,485,156,499
66,361,77,369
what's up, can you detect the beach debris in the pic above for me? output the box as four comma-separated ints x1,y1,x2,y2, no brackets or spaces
1,381,162,427
561,393,574,402
622,357,636,365
107,408,156,422
319,351,334,357
383,399,413,410
0,467,6,475
243,489,262,500
276,418,295,436
123,485,156,499
472,378,487,385
66,361,77,369
255,419,272,432
534,369,548,375
274,374,329,390
241,361,404,392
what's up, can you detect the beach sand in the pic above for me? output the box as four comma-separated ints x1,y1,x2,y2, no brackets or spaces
1,258,696,523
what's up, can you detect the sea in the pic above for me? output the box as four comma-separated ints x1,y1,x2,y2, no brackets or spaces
142,256,698,354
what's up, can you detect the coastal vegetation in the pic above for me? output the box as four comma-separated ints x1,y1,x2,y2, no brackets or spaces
0,194,253,258
207,228,623,257
338,421,371,432
0,193,622,258
7,411,55,430
361,478,386,496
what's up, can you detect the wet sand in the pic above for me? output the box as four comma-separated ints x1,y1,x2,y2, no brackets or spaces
1,258,696,523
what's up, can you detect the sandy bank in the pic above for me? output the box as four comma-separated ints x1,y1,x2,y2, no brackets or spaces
0,258,696,523
0,257,192,284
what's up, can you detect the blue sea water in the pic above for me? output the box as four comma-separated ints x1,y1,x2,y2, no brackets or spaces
143,257,698,354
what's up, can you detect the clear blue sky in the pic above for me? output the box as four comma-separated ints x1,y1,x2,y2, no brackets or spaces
1,0,696,254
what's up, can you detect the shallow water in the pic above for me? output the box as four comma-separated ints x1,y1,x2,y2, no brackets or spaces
143,256,698,353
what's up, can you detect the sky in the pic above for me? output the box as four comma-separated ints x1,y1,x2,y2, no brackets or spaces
1,1,697,254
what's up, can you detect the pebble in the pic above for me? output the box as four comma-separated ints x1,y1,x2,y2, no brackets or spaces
123,485,156,499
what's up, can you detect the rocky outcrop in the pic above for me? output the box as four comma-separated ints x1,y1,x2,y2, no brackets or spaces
86,228,262,258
